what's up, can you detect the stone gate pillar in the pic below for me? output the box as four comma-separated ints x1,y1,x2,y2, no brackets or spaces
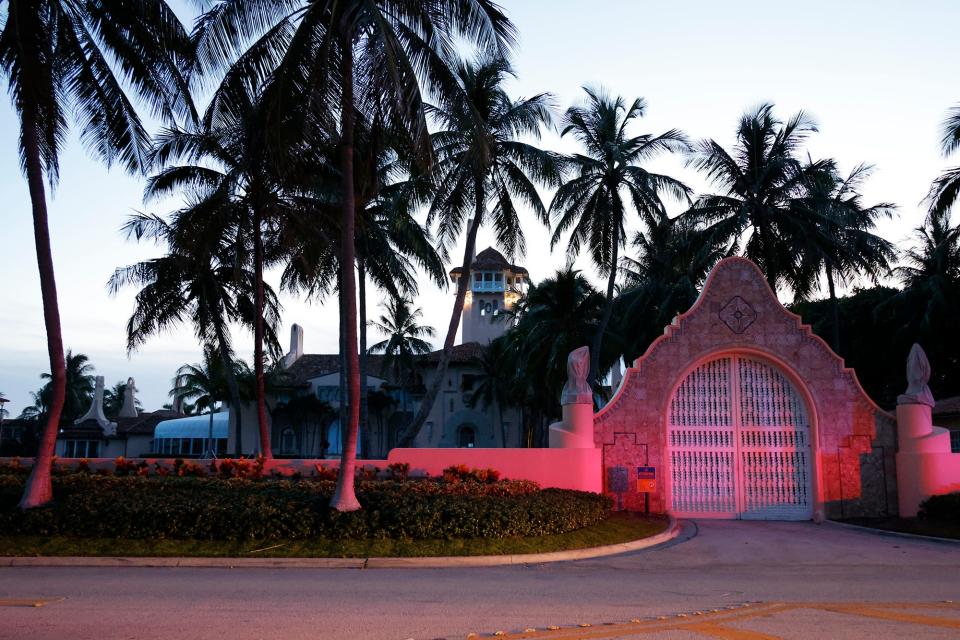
549,346,596,448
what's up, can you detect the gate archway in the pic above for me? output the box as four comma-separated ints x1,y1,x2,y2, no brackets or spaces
666,354,813,520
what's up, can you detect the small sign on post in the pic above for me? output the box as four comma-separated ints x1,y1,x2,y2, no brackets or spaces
636,466,656,493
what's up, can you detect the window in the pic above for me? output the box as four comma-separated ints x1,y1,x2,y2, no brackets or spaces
281,428,297,455
458,426,476,448
951,430,960,454
64,440,99,458
494,273,502,282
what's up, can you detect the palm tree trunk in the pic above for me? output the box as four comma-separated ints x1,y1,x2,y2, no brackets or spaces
331,35,361,512
18,103,67,510
358,259,371,460
498,401,507,447
398,197,484,447
826,264,841,353
252,204,273,459
590,234,619,392
213,327,243,456
207,407,215,457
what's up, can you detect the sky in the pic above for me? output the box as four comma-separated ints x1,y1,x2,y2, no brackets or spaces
0,0,957,416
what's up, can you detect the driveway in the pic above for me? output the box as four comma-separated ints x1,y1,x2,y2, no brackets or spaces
1,521,958,639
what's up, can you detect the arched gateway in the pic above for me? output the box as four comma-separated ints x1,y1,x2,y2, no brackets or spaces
594,257,898,521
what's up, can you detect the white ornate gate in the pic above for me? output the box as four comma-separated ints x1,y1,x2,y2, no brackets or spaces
667,356,813,520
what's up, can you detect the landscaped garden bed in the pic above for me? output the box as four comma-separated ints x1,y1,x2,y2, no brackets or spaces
842,492,960,540
0,459,667,557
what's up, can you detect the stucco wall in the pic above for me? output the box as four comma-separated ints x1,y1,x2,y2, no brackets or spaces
593,257,898,519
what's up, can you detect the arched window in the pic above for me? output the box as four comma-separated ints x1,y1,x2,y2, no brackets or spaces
457,425,476,448
280,428,297,455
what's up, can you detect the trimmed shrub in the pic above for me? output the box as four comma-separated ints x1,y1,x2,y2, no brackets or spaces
918,492,960,522
0,474,610,542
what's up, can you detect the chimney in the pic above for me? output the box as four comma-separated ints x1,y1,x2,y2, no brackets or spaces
119,377,139,419
76,376,117,435
282,323,305,369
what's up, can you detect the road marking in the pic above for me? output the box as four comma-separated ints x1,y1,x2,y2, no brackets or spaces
684,622,781,639
0,598,64,607
819,604,960,630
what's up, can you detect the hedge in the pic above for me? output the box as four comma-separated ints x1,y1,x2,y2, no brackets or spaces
918,492,960,523
0,474,612,541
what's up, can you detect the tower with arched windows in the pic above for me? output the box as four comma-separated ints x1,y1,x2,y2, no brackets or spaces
450,247,527,345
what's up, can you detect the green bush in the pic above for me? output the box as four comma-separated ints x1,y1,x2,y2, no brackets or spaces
0,474,611,541
918,492,960,522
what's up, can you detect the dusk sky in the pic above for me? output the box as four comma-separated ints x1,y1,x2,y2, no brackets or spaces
0,0,956,416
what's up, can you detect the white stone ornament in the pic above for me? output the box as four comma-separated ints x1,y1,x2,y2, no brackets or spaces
75,375,118,435
897,343,935,407
119,377,139,418
560,346,593,405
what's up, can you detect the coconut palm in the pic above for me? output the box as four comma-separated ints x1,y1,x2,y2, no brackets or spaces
35,350,96,424
550,88,690,389
192,0,515,512
465,338,514,446
401,55,562,447
171,346,231,457
109,211,280,456
892,211,960,335
684,103,826,294
2,1,195,508
791,161,898,350
368,298,436,421
928,104,960,217
616,213,727,362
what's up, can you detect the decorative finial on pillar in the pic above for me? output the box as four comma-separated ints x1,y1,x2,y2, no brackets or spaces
75,376,117,435
119,377,139,418
560,346,593,405
897,343,935,407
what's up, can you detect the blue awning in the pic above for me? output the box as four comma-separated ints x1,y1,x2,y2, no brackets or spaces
154,412,228,439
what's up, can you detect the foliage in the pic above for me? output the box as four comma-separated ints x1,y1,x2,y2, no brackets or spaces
103,381,144,419
918,492,960,523
0,474,610,542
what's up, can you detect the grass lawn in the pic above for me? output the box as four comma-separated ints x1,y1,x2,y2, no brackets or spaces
842,517,960,540
0,512,668,558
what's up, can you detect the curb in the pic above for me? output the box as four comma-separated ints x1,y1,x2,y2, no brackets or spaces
823,519,960,545
0,517,680,569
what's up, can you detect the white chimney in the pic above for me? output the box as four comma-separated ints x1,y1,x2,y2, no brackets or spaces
76,376,117,435
282,323,305,369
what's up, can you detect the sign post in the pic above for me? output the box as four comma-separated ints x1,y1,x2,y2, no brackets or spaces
637,466,656,514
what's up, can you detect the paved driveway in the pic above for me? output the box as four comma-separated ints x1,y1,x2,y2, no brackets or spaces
1,521,958,639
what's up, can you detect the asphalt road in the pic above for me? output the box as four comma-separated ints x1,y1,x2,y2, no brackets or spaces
2,521,959,640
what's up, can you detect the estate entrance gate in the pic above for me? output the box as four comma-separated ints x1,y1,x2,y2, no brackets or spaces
667,355,813,520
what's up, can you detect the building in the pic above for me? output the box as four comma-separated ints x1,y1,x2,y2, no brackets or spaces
450,247,527,344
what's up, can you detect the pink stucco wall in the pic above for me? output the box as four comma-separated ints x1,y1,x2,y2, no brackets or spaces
593,257,898,519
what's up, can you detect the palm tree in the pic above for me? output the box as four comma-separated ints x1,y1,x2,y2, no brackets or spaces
171,346,229,457
465,338,513,446
401,55,562,447
501,268,608,444
791,161,898,351
368,298,436,422
550,88,690,389
928,104,960,217
146,77,295,460
684,103,824,294
193,0,515,512
35,350,96,424
109,212,280,456
893,211,960,334
2,2,195,508
616,213,727,362
103,380,144,419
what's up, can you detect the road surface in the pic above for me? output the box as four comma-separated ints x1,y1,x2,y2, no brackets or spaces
1,521,959,639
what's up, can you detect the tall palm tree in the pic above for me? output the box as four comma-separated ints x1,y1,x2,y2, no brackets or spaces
465,338,513,446
368,297,436,421
146,77,295,459
401,55,562,447
171,346,230,457
550,88,690,389
893,211,960,334
928,104,960,217
2,1,195,509
684,103,824,294
791,161,897,351
616,213,727,362
193,0,515,512
109,212,280,456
